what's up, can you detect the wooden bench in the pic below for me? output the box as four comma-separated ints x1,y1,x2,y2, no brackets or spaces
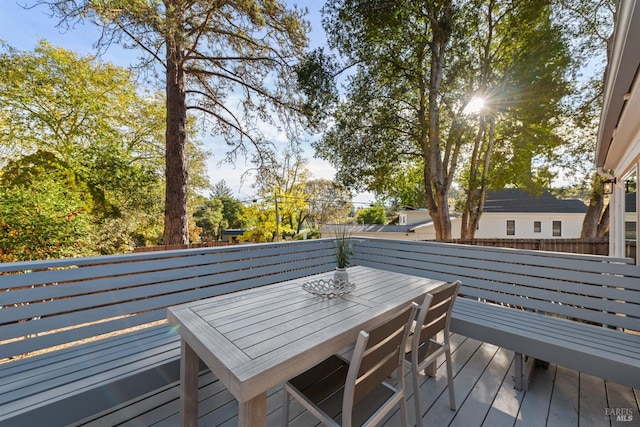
0,239,337,426
351,238,640,391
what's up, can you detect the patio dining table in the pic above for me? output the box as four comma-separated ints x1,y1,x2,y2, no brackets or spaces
167,265,445,427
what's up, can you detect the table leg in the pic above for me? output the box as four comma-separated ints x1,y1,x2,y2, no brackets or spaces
238,393,267,427
181,339,200,427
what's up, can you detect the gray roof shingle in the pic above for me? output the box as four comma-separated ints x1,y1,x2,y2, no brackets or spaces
484,189,586,214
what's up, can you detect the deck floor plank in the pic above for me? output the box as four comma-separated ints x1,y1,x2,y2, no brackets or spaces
76,334,639,427
422,341,501,426
579,374,610,427
547,365,580,427
449,346,513,427
515,363,557,427
482,358,524,427
605,381,640,425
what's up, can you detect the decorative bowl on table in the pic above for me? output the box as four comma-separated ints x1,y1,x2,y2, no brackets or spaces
301,279,355,299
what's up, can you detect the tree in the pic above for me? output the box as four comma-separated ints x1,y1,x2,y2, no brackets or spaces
309,0,574,239
314,0,459,239
249,149,310,240
553,0,615,237
193,198,224,241
0,157,95,261
457,1,573,238
42,0,309,245
211,180,234,199
378,163,426,210
304,179,352,227
193,188,245,241
0,41,169,252
355,205,387,225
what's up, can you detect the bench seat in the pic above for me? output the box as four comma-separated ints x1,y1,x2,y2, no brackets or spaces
0,324,182,426
451,298,640,390
0,240,337,426
351,237,640,391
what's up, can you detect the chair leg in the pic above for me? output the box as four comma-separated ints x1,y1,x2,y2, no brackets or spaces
399,391,409,427
445,349,456,411
413,368,423,427
282,386,290,426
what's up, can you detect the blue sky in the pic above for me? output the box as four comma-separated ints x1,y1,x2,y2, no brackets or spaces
0,2,369,202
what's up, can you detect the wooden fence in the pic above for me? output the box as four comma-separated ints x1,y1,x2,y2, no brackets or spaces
134,237,637,262
133,241,231,253
437,238,611,256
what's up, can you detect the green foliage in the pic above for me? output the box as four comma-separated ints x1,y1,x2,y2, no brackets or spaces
247,150,312,241
355,205,387,225
295,228,321,240
333,224,353,268
44,0,310,244
295,48,340,130
211,180,234,199
194,193,246,242
304,179,353,227
194,198,224,241
219,197,245,229
310,0,575,239
379,163,426,210
0,41,180,256
0,172,95,262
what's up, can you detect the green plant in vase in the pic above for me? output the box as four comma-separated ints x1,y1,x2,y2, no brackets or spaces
334,224,353,286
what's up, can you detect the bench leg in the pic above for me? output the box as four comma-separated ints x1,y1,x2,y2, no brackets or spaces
514,353,536,391
181,339,200,427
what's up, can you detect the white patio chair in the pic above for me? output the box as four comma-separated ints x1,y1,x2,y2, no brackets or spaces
282,302,418,427
406,280,460,427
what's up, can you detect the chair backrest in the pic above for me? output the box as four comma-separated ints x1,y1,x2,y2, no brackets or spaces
414,281,461,350
343,303,417,413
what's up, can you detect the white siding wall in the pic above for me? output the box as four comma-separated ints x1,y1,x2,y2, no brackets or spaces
403,210,431,225
321,230,436,241
474,213,586,239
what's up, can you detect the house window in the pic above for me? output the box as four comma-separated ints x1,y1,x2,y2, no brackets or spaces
626,221,637,240
534,221,541,233
506,220,516,236
399,215,406,225
552,221,562,236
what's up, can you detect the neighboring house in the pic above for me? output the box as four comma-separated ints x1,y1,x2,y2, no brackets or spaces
322,189,586,240
320,220,437,241
596,0,640,263
474,189,587,239
221,228,245,243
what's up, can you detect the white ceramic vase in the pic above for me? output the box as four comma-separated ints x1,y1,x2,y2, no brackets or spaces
334,267,349,285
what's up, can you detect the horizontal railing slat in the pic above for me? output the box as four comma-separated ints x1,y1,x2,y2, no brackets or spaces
0,241,337,360
353,249,640,303
353,239,640,290
0,240,335,291
1,246,335,306
351,238,640,331
0,310,165,360
0,255,333,327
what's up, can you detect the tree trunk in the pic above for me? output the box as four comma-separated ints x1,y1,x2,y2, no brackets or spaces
461,115,486,239
581,173,607,238
466,116,495,239
581,200,602,238
423,1,453,241
164,28,189,245
596,202,610,238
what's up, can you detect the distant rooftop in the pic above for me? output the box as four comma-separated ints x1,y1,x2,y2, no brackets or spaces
484,189,587,214
321,222,433,233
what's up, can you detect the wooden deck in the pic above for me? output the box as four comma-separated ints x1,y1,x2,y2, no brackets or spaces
75,334,640,427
